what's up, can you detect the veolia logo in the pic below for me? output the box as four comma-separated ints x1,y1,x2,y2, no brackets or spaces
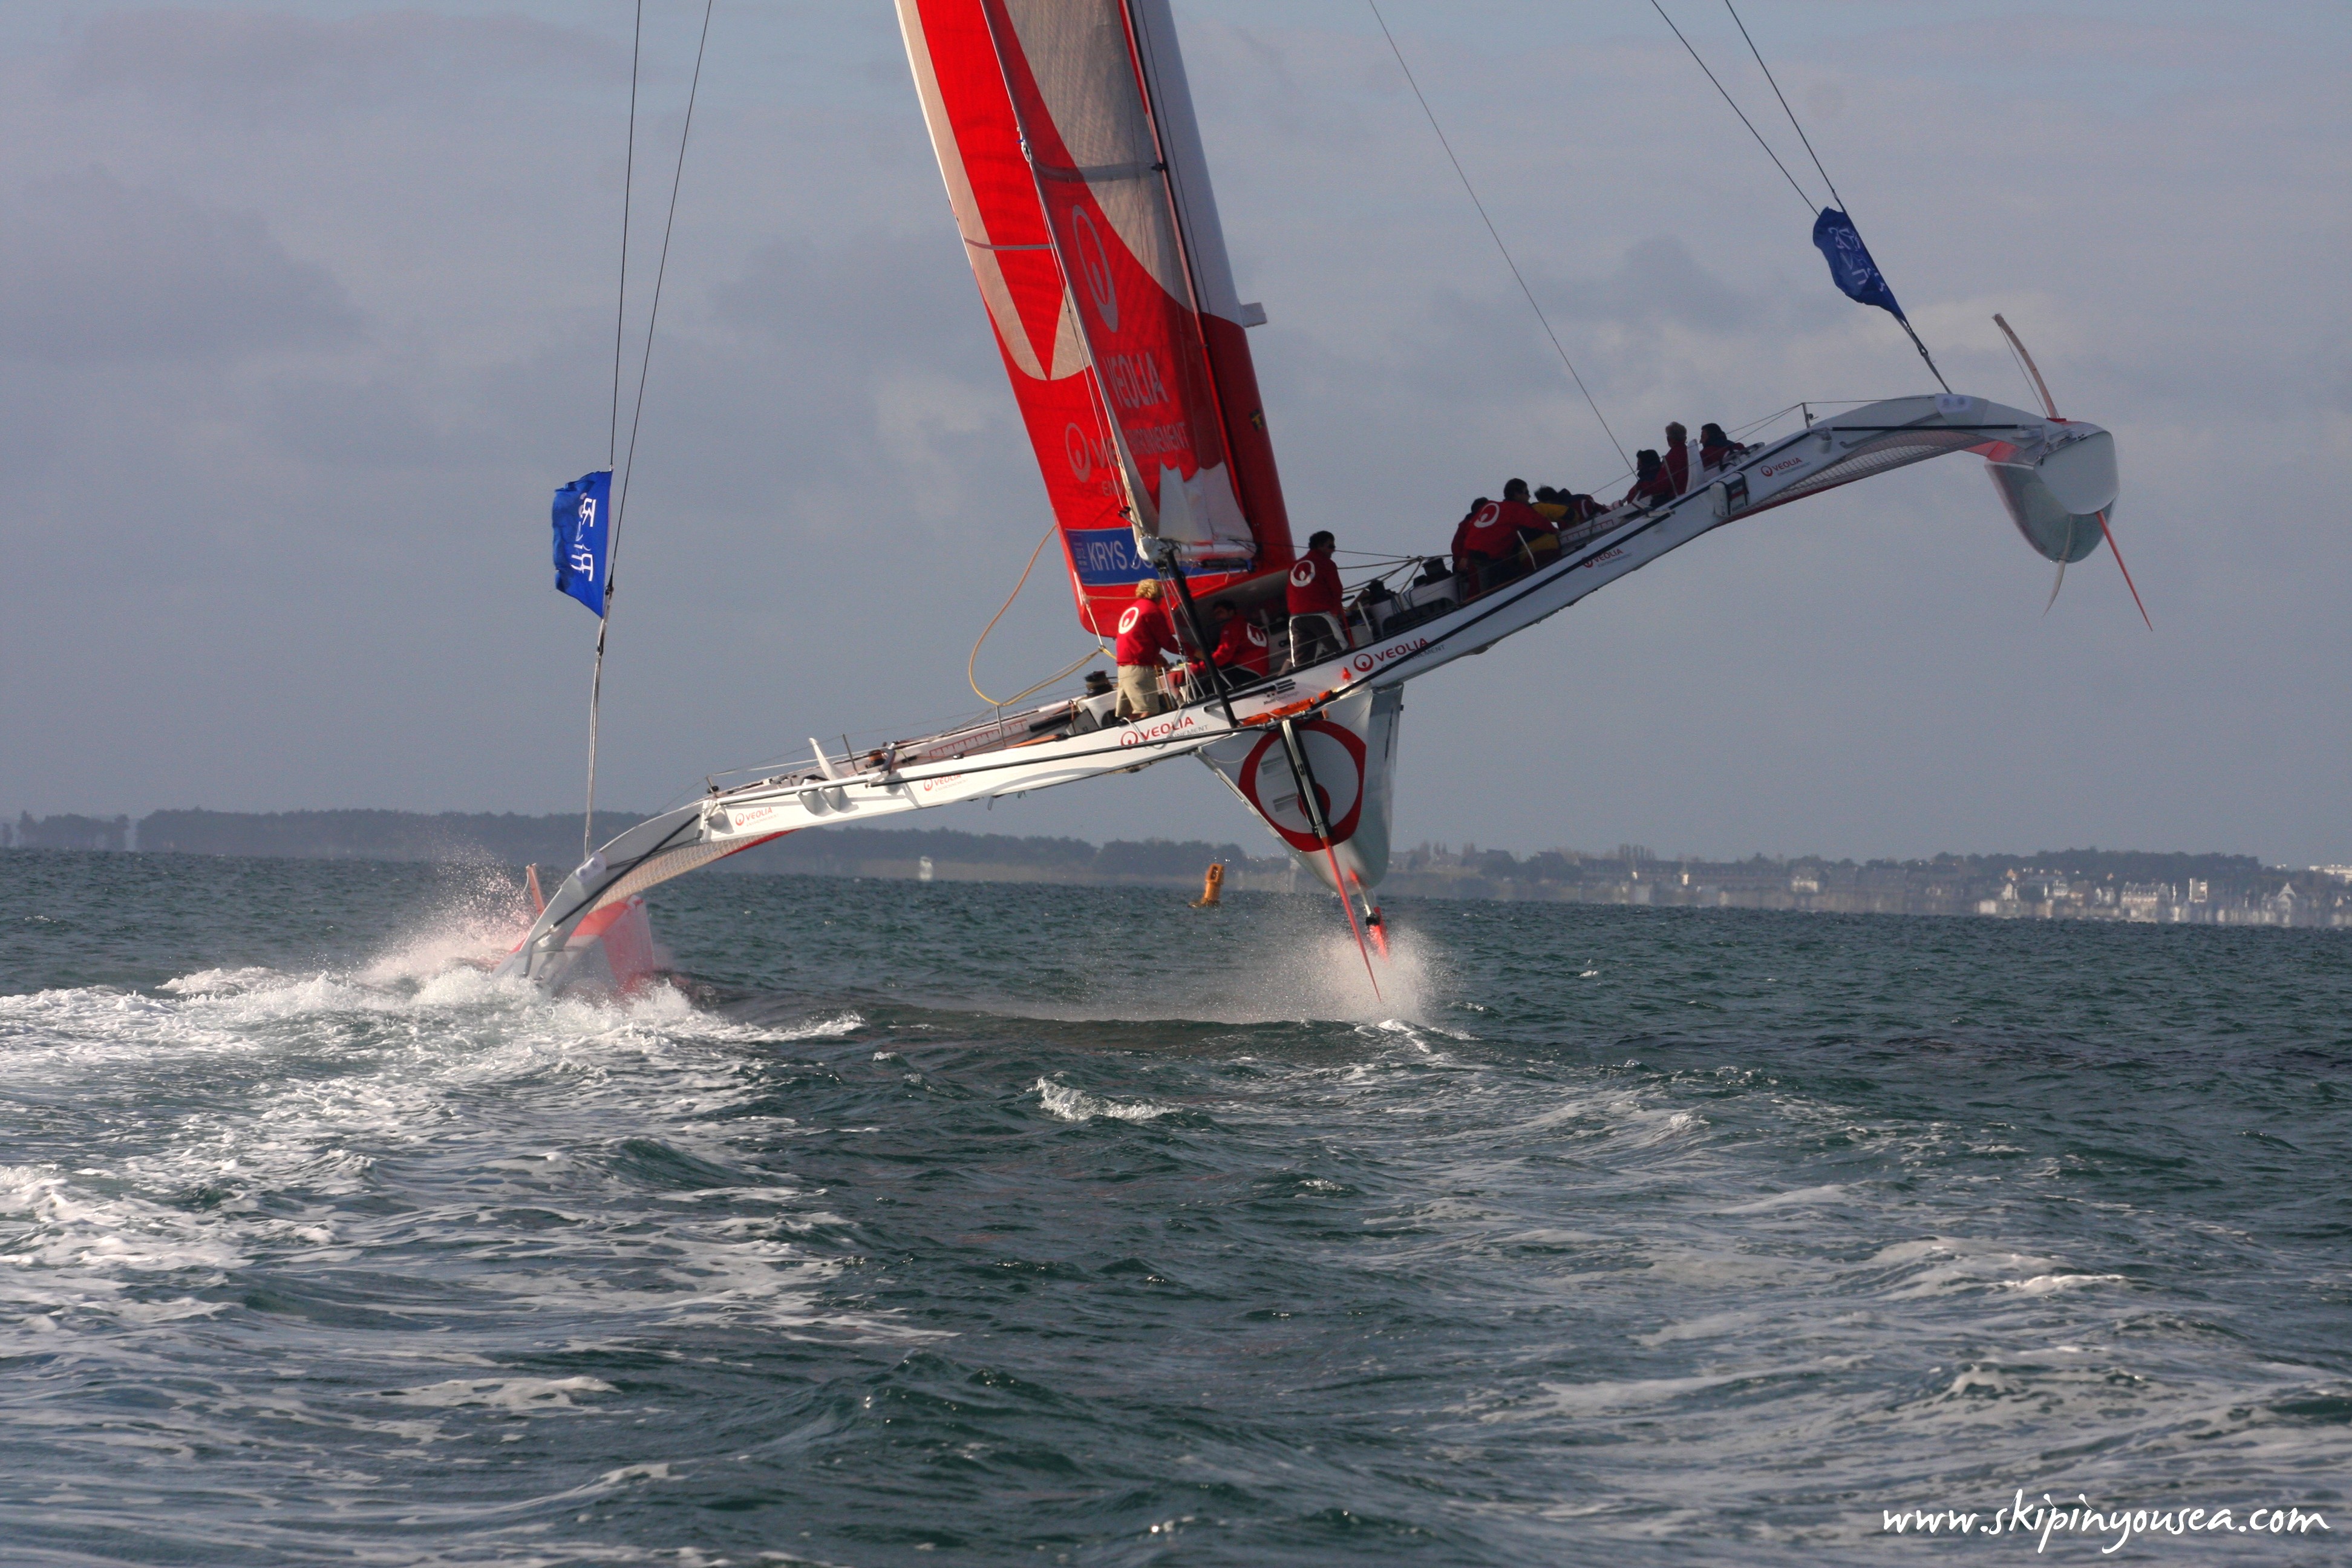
1070,207,1119,333
1289,561,1315,588
1064,423,1117,483
1117,606,1143,635
1352,653,1375,673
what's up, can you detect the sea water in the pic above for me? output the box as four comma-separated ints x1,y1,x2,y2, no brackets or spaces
2,850,2346,1565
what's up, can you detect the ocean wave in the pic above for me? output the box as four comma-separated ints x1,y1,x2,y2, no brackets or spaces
1034,1078,1175,1122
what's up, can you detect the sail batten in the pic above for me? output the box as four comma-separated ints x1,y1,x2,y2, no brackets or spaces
897,0,1292,634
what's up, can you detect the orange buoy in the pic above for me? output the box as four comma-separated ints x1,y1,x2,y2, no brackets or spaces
1192,861,1225,907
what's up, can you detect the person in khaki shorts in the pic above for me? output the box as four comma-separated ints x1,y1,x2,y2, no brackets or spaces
1112,578,1180,720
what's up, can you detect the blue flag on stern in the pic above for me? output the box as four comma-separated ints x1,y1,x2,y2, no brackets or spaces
1812,208,1905,322
551,469,613,617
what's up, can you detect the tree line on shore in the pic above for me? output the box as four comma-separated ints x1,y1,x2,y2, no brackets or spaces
6,809,2331,911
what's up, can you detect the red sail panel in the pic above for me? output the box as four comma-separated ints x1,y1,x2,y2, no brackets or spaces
898,0,1137,637
1122,0,1293,573
898,0,1293,636
982,0,1252,567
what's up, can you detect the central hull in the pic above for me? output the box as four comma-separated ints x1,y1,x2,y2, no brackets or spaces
498,395,2111,985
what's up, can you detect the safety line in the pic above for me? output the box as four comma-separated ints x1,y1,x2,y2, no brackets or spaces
613,0,714,544
1722,0,1844,215
1726,1,1947,391
1365,0,1627,469
586,0,716,864
1658,1,1950,391
1650,0,1814,216
608,0,641,469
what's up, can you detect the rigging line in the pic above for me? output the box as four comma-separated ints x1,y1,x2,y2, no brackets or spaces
609,0,642,469
614,0,714,542
1365,0,1628,469
968,518,1060,707
1721,0,1948,393
1648,0,1814,217
583,618,609,862
585,0,715,864
1721,0,1843,215
990,645,1115,714
586,0,645,864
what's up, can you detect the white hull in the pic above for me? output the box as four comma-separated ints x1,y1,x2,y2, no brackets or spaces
499,394,2112,984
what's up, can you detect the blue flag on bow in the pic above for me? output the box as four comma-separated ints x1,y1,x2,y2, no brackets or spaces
550,469,612,617
1812,208,1906,322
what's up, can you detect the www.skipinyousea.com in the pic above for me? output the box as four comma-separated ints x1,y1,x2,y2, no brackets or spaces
1881,1492,2330,1552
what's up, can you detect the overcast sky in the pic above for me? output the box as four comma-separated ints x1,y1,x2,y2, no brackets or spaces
4,1,2345,864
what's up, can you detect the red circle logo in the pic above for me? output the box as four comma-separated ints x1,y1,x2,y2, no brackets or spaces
1235,720,1368,852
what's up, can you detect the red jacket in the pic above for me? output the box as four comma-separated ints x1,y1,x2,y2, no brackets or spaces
1452,497,1548,566
1622,467,1674,506
1212,615,1272,676
1114,598,1179,666
1285,549,1343,618
1663,440,1690,494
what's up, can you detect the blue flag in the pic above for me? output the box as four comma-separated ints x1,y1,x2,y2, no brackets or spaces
1812,208,1906,322
550,469,612,617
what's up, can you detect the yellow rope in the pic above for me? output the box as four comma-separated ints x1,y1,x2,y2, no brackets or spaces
967,520,1109,709
990,645,1112,713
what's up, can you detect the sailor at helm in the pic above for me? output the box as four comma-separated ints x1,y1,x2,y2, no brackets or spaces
1285,530,1347,668
1112,578,1181,720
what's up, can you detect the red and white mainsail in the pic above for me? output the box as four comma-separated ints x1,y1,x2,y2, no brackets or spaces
897,0,1292,636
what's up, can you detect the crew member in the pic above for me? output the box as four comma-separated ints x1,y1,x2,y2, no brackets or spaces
1286,529,1347,667
1112,578,1180,720
1698,422,1747,472
1662,422,1691,494
1452,479,1552,587
1208,602,1272,681
1536,485,1602,525
1621,449,1673,507
1500,477,1557,547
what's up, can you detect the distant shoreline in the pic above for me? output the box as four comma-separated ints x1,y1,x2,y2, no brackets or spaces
9,809,2348,927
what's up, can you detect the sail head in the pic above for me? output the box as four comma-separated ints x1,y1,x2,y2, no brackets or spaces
897,0,1292,635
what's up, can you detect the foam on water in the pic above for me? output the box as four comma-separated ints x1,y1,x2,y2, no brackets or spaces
1033,1077,1177,1122
2,854,2347,1566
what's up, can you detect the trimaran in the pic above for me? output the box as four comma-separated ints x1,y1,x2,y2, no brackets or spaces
501,1,2123,995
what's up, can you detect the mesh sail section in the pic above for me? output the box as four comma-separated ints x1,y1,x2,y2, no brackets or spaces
1769,428,1984,506
898,708,1054,768
584,832,784,918
1001,1,1186,301
989,0,1252,564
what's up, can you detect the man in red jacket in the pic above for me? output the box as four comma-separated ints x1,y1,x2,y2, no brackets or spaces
1113,578,1181,720
1662,422,1691,494
1452,479,1553,590
1209,602,1272,681
1285,529,1347,668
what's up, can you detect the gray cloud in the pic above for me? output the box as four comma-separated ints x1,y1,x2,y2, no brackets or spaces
1543,235,1762,334
2,2,2345,866
0,168,360,363
66,8,619,119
